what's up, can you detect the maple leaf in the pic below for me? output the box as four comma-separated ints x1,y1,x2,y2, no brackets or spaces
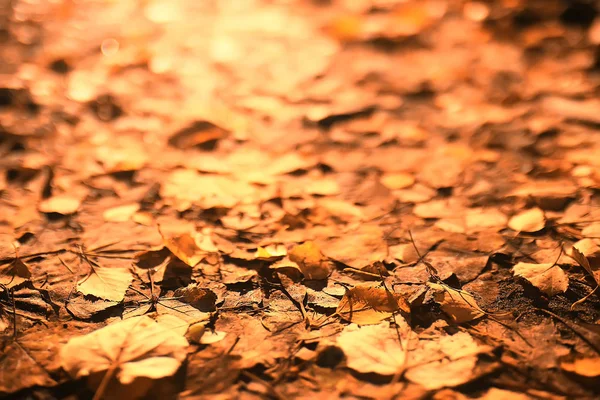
336,284,410,325
427,283,485,323
288,241,332,280
60,316,188,396
77,264,133,302
507,208,545,233
512,262,568,296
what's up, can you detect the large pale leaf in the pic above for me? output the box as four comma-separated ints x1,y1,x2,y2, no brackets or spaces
512,262,568,296
60,316,188,385
77,265,133,301
336,284,410,325
508,208,545,232
336,323,406,375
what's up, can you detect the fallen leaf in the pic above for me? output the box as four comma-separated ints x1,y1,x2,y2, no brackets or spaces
254,244,287,261
168,120,229,149
405,331,492,390
337,323,406,375
60,316,188,389
428,283,485,323
174,284,217,312
77,265,133,302
160,228,217,267
512,262,568,296
0,257,31,288
508,208,545,232
38,195,81,214
380,172,415,190
561,357,600,377
288,241,332,280
569,242,600,284
336,284,410,325
103,204,140,222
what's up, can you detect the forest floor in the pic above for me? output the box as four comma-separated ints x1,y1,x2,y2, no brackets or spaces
1,0,600,399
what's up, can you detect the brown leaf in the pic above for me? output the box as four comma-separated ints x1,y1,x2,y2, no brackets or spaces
168,120,229,149
507,208,545,232
60,316,188,387
336,284,410,325
288,241,332,280
0,257,31,288
512,262,568,296
428,283,485,323
174,284,217,312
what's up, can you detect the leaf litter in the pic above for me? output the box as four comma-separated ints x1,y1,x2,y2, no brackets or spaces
2,0,600,399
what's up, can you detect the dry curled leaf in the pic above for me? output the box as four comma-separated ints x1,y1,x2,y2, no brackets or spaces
60,316,188,389
428,283,485,323
512,262,568,296
160,228,217,267
173,284,217,312
77,265,133,302
508,208,545,232
288,241,332,280
336,284,410,325
0,257,31,288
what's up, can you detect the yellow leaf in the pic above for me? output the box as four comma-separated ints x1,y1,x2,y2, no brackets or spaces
561,357,600,377
508,208,545,232
103,204,140,222
38,195,81,215
288,241,332,280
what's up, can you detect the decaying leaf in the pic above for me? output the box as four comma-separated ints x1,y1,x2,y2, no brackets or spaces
77,265,133,302
60,316,188,388
428,283,485,323
288,241,332,280
508,208,545,232
336,284,410,325
561,357,600,377
337,323,406,375
512,262,568,296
